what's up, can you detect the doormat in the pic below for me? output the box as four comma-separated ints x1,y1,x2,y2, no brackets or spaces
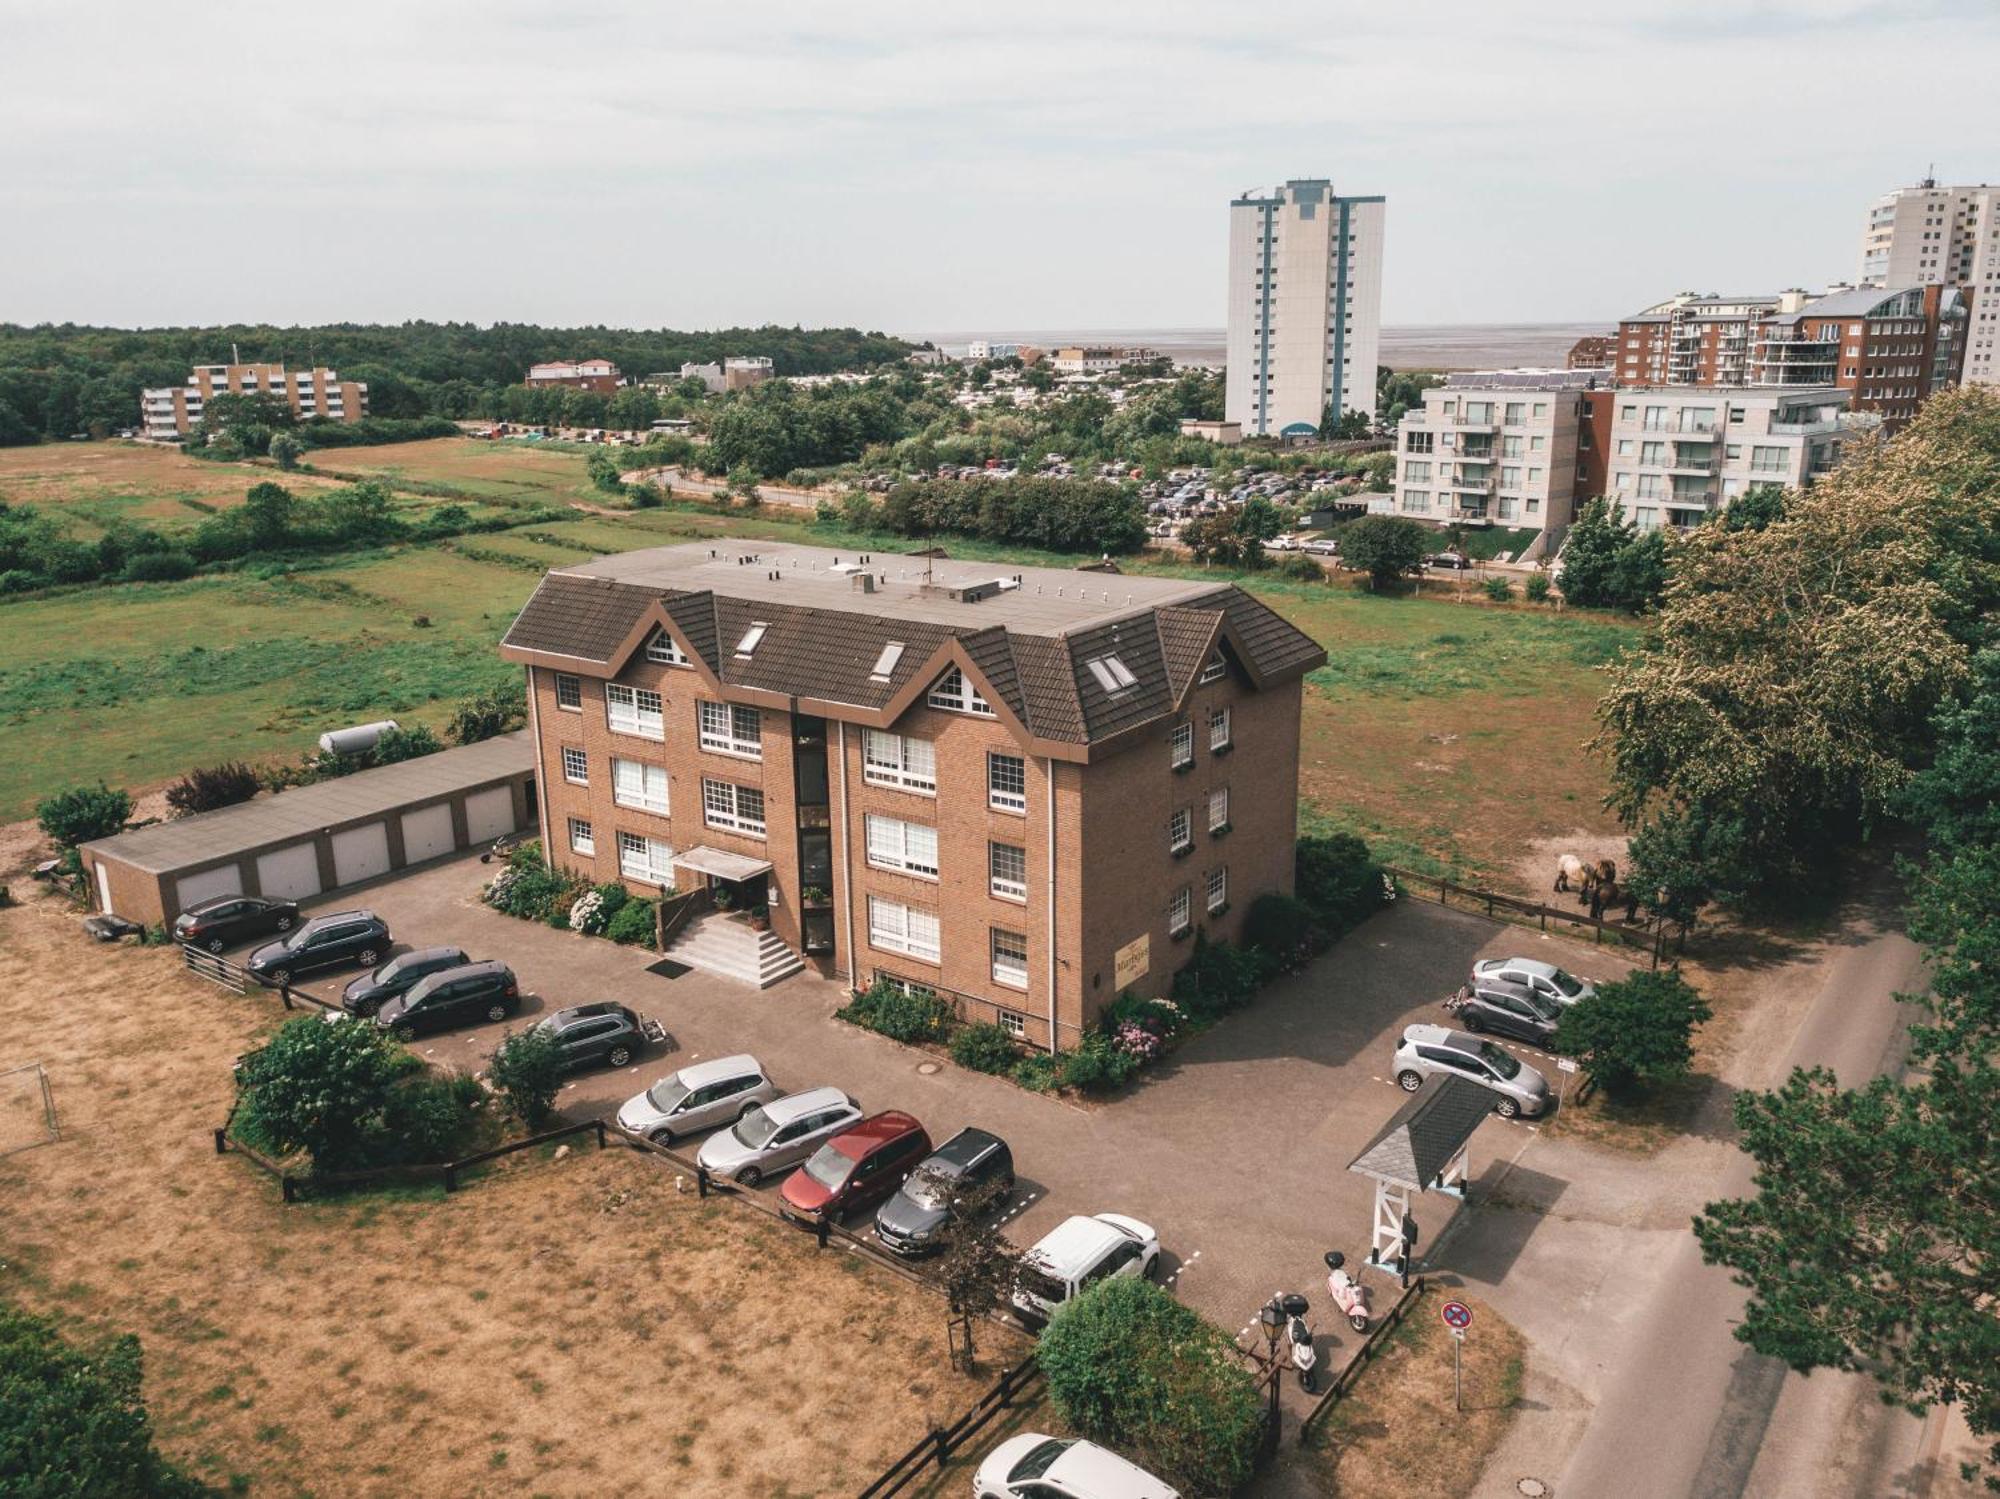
646,958,692,980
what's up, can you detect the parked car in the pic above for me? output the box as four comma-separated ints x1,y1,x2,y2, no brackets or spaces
373,960,520,1038
1469,957,1596,1009
696,1087,862,1187
245,911,391,987
1393,1023,1550,1118
974,1434,1179,1499
1303,538,1341,556
1012,1214,1159,1328
1428,550,1474,570
616,1054,781,1145
534,1002,648,1072
173,895,299,953
873,1126,1016,1256
780,1110,932,1225
340,946,469,1017
1450,983,1561,1046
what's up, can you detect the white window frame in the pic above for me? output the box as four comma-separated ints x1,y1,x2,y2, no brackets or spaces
869,897,941,963
561,746,589,785
1169,807,1193,854
605,683,664,741
988,752,1028,814
1207,864,1228,912
1209,706,1231,750
569,818,594,856
1209,786,1229,832
1170,721,1195,769
1200,651,1227,685
990,927,1029,991
1168,886,1192,935
998,1009,1026,1038
698,700,762,760
554,672,582,712
644,630,689,667
863,730,937,795
866,814,940,880
611,757,669,815
617,830,674,886
928,667,994,717
989,841,1027,903
701,778,766,839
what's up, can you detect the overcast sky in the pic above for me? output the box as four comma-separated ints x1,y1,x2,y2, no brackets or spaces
3,1,1995,337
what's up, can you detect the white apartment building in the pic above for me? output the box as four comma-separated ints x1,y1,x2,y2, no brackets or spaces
966,341,1020,361
1395,371,1598,538
1225,179,1385,438
1859,179,2000,386
678,357,774,394
140,363,367,440
1602,387,1871,532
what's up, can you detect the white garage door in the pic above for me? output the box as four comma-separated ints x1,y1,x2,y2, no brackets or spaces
400,802,456,865
331,823,392,886
464,786,518,845
255,842,323,902
173,863,244,912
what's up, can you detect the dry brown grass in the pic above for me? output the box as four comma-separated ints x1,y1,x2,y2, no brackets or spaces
0,886,1020,1498
0,442,341,536
1304,1291,1526,1498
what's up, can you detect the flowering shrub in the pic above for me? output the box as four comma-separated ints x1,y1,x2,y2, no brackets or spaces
1112,1022,1164,1064
568,889,607,935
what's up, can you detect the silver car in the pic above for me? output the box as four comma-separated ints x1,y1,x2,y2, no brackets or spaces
695,1086,861,1187
1393,1023,1550,1118
616,1054,780,1145
1470,957,1596,1008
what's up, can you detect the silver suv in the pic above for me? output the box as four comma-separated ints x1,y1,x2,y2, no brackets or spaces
1393,1024,1550,1118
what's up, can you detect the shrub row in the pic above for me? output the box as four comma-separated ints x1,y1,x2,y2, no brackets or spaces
481,843,659,946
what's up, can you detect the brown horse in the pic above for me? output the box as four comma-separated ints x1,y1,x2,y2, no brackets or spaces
1575,857,1617,908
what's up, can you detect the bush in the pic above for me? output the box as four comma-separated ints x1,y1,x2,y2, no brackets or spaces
839,978,955,1043
1039,1278,1264,1496
1525,571,1552,603
1483,576,1513,602
35,782,131,848
1280,551,1324,583
444,682,526,746
605,897,657,945
1011,1052,1061,1092
1337,515,1430,587
164,761,261,816
1242,891,1324,971
119,549,195,582
1058,1032,1140,1093
370,723,442,765
1170,934,1274,1020
233,1016,418,1173
1296,832,1390,933
950,1022,1021,1074
490,1027,564,1127
1555,970,1713,1098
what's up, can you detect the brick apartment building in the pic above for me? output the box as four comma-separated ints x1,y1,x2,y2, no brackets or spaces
140,362,367,440
525,358,623,393
1565,335,1613,370
499,541,1325,1050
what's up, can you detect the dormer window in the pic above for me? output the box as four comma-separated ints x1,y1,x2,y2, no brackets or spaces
870,641,906,683
645,630,689,667
735,621,769,658
927,667,994,717
1200,651,1227,684
1086,655,1138,695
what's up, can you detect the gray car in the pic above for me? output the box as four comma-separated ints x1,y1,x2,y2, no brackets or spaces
1469,957,1596,1009
1393,1023,1550,1118
873,1127,1015,1257
695,1086,861,1187
615,1054,780,1145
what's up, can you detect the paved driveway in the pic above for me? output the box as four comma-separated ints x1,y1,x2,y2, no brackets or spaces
249,856,1630,1405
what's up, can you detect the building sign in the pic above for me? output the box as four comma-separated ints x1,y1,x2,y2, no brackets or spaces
1113,934,1150,991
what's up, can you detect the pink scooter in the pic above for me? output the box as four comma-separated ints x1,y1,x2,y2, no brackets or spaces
1324,1250,1371,1333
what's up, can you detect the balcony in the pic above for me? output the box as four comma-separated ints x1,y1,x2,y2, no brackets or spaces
1452,412,1498,431
1454,474,1495,493
1668,451,1720,475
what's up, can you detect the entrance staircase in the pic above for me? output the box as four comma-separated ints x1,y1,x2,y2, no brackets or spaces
667,911,805,989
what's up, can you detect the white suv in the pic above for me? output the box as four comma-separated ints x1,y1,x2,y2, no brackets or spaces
1011,1214,1159,1328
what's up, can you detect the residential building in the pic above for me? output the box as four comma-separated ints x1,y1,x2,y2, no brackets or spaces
499,540,1324,1050
1566,335,1614,370
967,341,1021,361
1394,371,1602,541
1857,179,2000,387
1048,346,1155,375
1224,178,1385,438
1600,387,1872,532
1616,284,1966,432
140,363,368,440
526,358,623,392
1179,419,1243,446
679,357,775,394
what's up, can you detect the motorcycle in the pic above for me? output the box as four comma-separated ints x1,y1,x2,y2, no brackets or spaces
480,832,521,865
1324,1251,1371,1333
1270,1292,1318,1393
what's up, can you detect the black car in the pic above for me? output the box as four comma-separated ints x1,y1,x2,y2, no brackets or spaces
873,1127,1016,1257
375,961,520,1038
173,895,299,953
1452,981,1561,1046
341,946,471,1017
1427,551,1475,570
537,1003,647,1073
246,911,391,986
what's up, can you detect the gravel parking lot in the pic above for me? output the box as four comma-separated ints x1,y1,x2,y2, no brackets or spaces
237,853,1631,1399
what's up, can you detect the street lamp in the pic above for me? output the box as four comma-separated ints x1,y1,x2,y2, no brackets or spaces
1258,1296,1286,1445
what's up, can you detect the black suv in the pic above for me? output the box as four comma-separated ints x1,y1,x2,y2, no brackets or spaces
374,961,520,1038
537,1003,647,1073
246,911,391,986
341,946,471,1017
873,1127,1016,1257
174,895,300,953
1452,982,1561,1047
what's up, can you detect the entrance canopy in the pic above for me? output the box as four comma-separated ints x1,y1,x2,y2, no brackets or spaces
673,846,774,883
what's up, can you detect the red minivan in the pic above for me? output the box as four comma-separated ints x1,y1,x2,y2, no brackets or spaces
780,1111,931,1224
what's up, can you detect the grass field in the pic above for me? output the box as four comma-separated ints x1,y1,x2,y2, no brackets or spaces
299,437,602,510
0,887,1021,1498
0,442,345,538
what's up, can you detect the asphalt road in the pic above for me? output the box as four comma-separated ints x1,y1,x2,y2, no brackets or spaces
1558,885,1933,1499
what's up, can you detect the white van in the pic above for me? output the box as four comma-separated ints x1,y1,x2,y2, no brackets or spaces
1011,1213,1160,1327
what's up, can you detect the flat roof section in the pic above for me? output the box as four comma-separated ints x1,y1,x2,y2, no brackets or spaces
81,732,534,875
567,541,1217,636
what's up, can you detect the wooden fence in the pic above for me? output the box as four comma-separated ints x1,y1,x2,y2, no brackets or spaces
1381,865,1674,966
1296,1277,1428,1446
857,1355,1045,1498
213,1113,611,1203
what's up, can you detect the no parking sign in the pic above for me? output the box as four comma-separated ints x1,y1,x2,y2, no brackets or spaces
1441,1300,1473,1412
1441,1299,1472,1332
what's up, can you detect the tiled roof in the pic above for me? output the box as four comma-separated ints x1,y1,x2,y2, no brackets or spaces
500,545,1326,749
1347,1075,1495,1188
